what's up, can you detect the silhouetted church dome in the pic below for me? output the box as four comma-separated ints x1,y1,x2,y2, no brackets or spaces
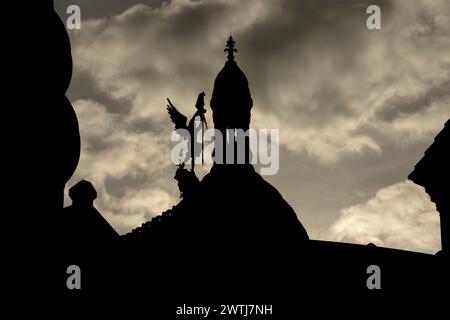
61,97,81,187
125,37,309,256
23,2,73,95
64,180,118,246
210,36,253,130
69,180,97,205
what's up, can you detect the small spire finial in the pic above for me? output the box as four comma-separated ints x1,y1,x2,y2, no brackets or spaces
224,35,237,61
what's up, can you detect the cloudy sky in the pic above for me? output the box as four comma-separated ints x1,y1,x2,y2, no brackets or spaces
56,0,449,253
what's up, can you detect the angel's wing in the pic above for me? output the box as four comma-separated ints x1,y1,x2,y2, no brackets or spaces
166,98,187,130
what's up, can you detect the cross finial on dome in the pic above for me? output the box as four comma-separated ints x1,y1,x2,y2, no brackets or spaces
224,35,237,61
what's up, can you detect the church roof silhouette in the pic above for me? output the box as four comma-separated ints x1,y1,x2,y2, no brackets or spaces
67,37,447,293
116,38,447,297
123,36,309,258
23,2,448,305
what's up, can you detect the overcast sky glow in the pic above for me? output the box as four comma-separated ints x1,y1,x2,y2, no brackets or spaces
58,0,450,254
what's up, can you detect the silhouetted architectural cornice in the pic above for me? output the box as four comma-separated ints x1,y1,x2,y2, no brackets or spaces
409,119,450,253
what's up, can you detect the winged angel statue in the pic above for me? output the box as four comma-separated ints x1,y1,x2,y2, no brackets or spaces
166,92,208,172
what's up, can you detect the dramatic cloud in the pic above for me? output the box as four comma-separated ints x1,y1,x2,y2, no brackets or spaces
63,0,449,247
325,181,441,254
65,99,179,234
67,0,450,162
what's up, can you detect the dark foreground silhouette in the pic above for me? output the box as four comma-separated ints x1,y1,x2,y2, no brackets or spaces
9,1,449,314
